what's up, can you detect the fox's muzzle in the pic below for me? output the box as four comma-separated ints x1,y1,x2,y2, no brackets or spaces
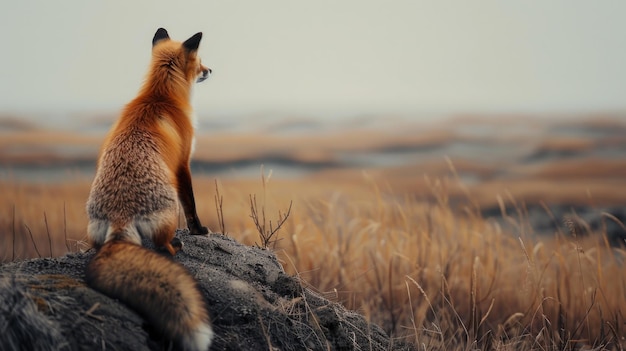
197,68,211,83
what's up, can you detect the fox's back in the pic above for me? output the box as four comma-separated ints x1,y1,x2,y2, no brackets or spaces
87,123,178,224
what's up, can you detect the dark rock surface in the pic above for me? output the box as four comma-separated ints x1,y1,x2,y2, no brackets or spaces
0,231,413,351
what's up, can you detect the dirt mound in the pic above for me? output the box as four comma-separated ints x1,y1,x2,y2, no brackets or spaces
0,231,413,350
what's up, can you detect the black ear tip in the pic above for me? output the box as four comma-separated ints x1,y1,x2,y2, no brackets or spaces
183,31,203,51
190,32,203,43
152,28,170,46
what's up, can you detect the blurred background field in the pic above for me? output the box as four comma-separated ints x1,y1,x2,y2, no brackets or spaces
2,111,626,246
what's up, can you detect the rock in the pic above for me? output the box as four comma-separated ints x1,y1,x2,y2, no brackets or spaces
0,231,413,351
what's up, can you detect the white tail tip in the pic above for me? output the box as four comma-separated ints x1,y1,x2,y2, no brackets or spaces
184,322,213,351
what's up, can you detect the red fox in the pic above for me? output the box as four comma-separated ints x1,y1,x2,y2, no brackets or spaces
85,28,213,350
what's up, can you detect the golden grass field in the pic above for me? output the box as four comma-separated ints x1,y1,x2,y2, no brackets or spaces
1,114,626,349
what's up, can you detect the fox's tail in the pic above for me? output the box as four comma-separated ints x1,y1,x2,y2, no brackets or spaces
85,239,213,351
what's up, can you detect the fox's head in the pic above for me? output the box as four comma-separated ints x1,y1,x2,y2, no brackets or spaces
150,28,211,86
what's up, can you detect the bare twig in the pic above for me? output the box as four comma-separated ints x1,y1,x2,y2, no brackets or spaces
249,194,292,249
214,180,226,234
12,204,16,261
85,303,104,321
44,211,53,257
63,201,70,252
25,224,42,258
387,256,397,334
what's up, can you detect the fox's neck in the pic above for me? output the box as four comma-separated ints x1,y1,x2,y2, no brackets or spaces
139,64,192,104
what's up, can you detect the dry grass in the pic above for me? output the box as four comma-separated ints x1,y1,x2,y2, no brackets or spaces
2,170,625,350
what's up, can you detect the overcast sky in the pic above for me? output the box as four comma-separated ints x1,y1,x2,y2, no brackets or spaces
2,1,626,118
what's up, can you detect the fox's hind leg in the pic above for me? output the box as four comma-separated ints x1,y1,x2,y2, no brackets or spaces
170,237,184,251
87,219,109,248
136,209,180,255
154,210,179,256
153,220,180,256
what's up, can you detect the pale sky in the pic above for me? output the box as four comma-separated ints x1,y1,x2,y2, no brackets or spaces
2,1,626,118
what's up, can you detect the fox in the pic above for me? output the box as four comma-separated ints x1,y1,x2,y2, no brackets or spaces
85,28,213,350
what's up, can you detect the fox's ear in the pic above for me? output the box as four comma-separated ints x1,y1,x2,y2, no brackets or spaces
183,32,203,52
152,28,170,47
